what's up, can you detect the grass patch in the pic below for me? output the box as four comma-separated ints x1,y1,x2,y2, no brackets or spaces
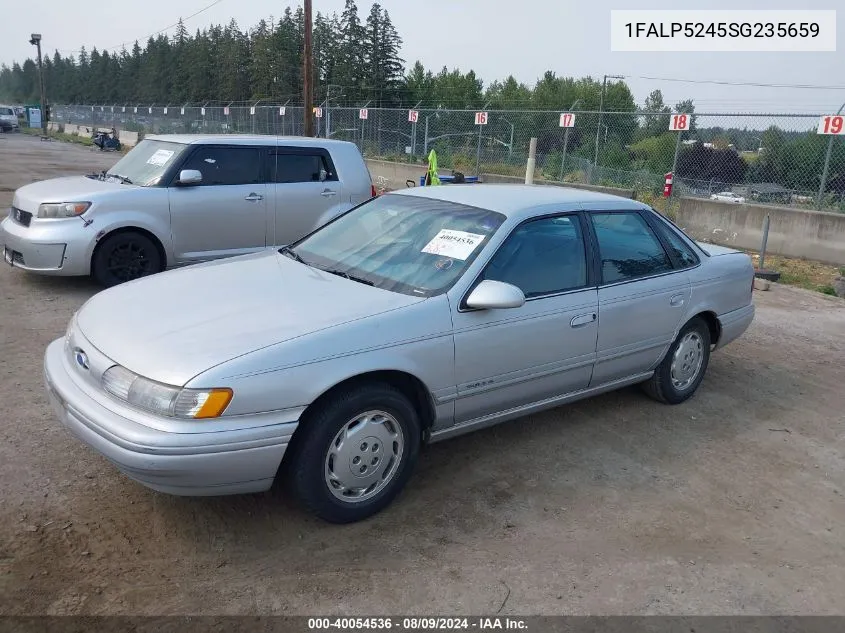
21,127,94,147
746,251,842,295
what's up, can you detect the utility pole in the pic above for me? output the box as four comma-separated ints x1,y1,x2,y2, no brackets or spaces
592,74,624,180
303,0,314,137
29,34,47,135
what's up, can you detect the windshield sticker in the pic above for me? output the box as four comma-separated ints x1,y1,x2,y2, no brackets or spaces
146,149,175,167
421,229,486,261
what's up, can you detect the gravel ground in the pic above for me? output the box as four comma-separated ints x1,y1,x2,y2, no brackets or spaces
1,134,844,616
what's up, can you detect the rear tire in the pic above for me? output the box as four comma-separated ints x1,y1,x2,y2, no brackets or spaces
287,382,421,523
92,231,163,288
642,317,711,404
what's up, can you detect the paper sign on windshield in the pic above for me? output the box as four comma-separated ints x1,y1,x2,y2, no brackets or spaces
421,229,486,261
146,149,175,167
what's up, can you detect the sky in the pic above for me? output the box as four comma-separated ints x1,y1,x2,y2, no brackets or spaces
2,0,843,113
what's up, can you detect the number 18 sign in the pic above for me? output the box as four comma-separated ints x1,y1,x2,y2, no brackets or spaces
669,113,690,131
818,115,844,135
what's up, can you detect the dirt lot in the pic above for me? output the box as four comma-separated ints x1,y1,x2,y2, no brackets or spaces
1,133,845,616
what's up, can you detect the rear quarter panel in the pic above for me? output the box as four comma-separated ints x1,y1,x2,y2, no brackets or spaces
685,251,755,334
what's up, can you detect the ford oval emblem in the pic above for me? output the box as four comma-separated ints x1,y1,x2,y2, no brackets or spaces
74,349,90,371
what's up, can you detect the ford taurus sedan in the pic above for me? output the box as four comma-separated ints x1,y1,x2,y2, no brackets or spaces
44,185,755,523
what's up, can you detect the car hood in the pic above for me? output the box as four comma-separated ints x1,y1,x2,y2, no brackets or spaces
13,176,128,213
75,251,424,386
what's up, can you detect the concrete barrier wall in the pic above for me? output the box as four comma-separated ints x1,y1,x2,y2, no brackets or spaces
678,197,845,266
64,123,78,136
479,173,636,199
119,130,139,148
364,159,636,199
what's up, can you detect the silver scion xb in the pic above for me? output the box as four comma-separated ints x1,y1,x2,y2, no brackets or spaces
2,134,375,286
44,185,756,523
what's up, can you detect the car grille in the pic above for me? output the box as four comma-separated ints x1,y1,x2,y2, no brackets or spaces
10,206,32,227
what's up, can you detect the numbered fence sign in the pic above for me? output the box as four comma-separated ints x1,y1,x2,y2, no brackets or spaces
474,111,488,125
250,106,255,115
180,107,185,115
110,106,114,113
223,106,230,116
359,108,369,120
279,106,286,116
122,106,126,113
408,109,419,123
100,106,104,111
133,106,138,113
314,107,323,118
163,107,167,115
818,115,845,135
559,112,575,128
669,113,690,131
201,107,206,116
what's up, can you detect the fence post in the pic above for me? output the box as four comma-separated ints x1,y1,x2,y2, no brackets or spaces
525,138,537,185
475,122,483,177
759,214,770,271
559,127,571,181
670,131,683,195
816,135,835,210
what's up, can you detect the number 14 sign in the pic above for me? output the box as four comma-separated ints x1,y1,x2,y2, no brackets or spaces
818,115,844,135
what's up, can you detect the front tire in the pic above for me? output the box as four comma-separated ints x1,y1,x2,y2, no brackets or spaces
92,231,163,287
643,317,711,404
288,383,421,523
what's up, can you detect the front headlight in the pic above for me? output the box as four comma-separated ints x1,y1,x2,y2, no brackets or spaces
102,365,233,419
37,201,91,218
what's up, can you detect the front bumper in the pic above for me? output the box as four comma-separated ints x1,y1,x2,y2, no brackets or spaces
43,338,299,496
1,214,93,276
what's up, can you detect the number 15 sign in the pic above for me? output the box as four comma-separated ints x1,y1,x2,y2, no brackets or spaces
818,115,844,135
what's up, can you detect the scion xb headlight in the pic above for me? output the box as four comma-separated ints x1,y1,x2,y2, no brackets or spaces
102,365,233,419
37,202,91,218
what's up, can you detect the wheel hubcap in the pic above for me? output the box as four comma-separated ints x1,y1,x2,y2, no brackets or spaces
107,241,152,281
324,410,404,503
670,331,704,391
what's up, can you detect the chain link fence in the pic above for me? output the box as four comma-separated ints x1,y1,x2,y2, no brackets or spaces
52,104,845,213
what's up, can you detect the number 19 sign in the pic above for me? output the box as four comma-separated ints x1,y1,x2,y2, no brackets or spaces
818,115,844,135
669,113,690,131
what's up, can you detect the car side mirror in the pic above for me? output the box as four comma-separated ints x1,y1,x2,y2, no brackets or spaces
177,169,202,185
465,280,525,310
318,168,328,182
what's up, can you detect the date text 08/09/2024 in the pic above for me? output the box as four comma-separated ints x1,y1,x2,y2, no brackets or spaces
307,617,528,630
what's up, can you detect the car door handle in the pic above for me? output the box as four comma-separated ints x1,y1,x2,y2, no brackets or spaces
570,313,597,328
670,293,686,307
244,193,263,202
320,189,337,197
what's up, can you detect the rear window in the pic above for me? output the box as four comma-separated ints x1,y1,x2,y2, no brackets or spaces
0,108,14,115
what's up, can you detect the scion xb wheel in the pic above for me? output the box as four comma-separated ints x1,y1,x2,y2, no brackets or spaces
643,317,711,404
288,383,421,523
92,231,163,287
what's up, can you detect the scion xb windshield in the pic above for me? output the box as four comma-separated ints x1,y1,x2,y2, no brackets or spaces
290,194,506,297
102,139,188,186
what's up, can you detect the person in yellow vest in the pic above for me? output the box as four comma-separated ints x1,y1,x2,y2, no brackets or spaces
424,149,441,186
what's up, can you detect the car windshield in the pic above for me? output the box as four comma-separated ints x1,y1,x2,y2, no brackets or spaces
291,194,507,297
103,139,188,186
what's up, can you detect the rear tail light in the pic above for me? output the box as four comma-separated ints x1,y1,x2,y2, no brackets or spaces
371,184,378,198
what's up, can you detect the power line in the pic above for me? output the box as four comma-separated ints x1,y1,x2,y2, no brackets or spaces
636,75,845,91
58,0,225,55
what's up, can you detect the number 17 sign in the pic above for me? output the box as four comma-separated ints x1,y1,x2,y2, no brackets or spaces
559,112,575,128
818,115,844,135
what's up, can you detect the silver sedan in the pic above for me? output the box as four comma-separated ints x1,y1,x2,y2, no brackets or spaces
44,185,755,523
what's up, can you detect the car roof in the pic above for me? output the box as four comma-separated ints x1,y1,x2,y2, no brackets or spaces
388,184,646,218
143,134,356,148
